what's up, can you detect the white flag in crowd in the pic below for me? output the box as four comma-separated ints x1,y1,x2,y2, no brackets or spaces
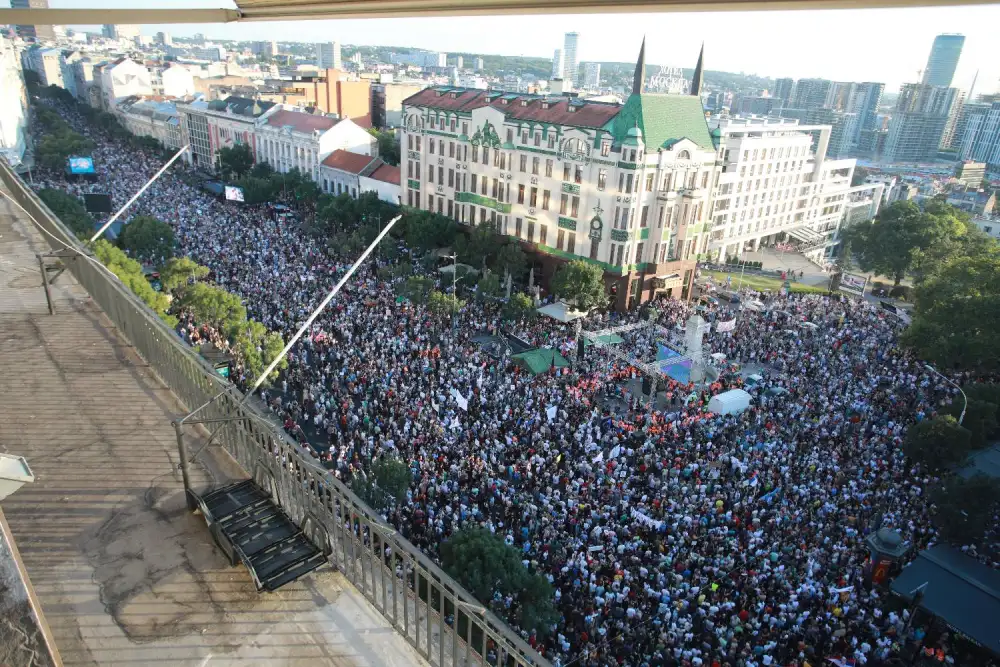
546,405,557,422
716,318,737,333
450,388,468,411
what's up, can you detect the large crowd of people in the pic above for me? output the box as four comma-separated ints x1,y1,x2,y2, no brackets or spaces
31,100,997,667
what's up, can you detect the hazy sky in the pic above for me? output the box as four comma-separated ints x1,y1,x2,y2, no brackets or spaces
54,0,1000,94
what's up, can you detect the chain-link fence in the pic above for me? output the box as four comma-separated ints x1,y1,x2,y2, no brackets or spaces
0,160,548,667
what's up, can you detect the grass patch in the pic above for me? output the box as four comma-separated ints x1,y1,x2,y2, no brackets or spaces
704,271,830,295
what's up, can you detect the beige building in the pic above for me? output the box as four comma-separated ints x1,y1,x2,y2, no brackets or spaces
372,81,427,129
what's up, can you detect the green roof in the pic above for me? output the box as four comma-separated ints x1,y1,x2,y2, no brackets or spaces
511,348,570,375
612,93,715,152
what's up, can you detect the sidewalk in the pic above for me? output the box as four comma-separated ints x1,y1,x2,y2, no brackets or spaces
0,189,427,667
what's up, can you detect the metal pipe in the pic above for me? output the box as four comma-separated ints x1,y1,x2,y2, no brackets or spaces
90,145,188,243
247,214,401,395
925,364,967,425
172,420,196,510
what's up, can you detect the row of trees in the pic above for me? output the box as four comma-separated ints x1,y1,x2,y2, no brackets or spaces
844,199,1000,371
34,107,95,172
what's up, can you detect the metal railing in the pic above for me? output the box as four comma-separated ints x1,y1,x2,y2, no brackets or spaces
0,160,548,667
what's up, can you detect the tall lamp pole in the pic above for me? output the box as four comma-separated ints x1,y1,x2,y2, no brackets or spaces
925,363,967,425
445,252,458,335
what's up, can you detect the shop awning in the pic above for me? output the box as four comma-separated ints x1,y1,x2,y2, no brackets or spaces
511,349,570,375
890,545,1000,654
537,301,586,323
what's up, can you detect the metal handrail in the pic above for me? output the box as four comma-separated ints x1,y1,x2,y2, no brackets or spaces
0,159,547,667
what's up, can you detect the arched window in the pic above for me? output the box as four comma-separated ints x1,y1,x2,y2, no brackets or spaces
677,150,691,160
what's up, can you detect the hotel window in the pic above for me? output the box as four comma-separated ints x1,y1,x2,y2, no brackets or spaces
601,141,610,157
641,205,649,227
622,209,630,228
428,194,434,210
527,220,535,241
618,173,625,191
407,134,413,149
646,174,654,191
482,148,489,165
472,145,479,162
447,200,453,217
545,159,554,177
535,132,541,146
518,184,525,204
407,190,413,206
548,134,556,149
522,130,529,143
575,165,583,184
507,129,514,144
449,142,455,158
530,187,538,207
626,174,634,193
560,194,568,215
439,166,444,184
428,165,434,183
540,225,547,245
520,155,527,172
448,169,454,187
567,235,575,254
492,178,499,198
598,169,607,190
617,245,625,266
516,217,523,237
429,138,435,154
635,242,644,263
407,161,413,178
481,178,488,195
532,157,540,175
564,164,571,181
462,122,468,135
480,208,487,224
557,229,565,250
571,196,579,218
542,190,550,210
471,174,478,192
450,119,457,131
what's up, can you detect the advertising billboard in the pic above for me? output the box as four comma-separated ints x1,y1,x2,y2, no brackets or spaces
839,272,868,297
67,156,95,174
224,185,245,202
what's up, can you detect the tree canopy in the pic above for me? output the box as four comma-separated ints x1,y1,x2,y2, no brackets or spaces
843,201,963,286
217,143,255,179
931,474,1000,546
92,240,174,326
551,260,607,311
439,528,558,636
37,188,93,239
119,216,176,264
902,415,972,471
160,257,210,294
176,282,247,335
368,128,400,166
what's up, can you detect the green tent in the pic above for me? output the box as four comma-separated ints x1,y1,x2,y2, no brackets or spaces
511,348,570,375
584,333,625,348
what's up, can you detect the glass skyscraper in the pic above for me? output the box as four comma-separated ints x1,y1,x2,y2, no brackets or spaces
922,34,965,88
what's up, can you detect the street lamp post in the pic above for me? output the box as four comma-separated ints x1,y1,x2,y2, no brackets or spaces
925,363,967,425
445,252,458,335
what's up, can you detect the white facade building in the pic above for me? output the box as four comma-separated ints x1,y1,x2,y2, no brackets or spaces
178,96,278,171
24,47,65,88
400,42,712,309
563,32,579,87
254,108,376,182
318,41,342,69
100,57,152,111
552,49,563,80
160,65,195,98
0,35,29,166
709,116,880,264
584,62,601,89
359,163,402,204
117,98,183,149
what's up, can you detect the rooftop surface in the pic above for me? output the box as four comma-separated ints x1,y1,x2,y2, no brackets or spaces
0,187,428,667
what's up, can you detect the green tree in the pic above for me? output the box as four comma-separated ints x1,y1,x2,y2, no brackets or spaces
504,292,536,321
119,216,175,264
231,319,286,386
405,211,457,252
551,260,607,311
235,176,278,205
372,457,411,504
455,224,498,270
249,161,275,179
901,251,1000,371
931,474,1000,546
902,415,973,471
160,257,210,294
176,282,247,334
851,166,870,187
36,128,95,171
92,240,174,326
368,128,400,166
439,528,557,636
476,272,503,301
492,241,527,286
428,290,464,316
403,276,435,304
217,143,255,179
844,201,963,286
37,188,94,238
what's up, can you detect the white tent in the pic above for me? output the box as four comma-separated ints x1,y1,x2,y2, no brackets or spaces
707,389,752,415
537,301,587,323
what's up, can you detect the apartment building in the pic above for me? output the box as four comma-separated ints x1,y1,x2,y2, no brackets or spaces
177,95,278,170
254,108,376,182
317,42,342,70
401,42,711,309
884,84,958,163
0,35,29,166
99,57,152,111
959,102,1000,167
372,81,427,128
709,116,881,265
117,97,183,149
23,46,64,88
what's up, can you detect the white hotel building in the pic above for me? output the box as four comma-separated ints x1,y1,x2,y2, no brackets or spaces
709,117,882,265
401,40,713,310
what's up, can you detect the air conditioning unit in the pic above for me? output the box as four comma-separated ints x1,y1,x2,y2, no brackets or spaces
0,454,34,502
